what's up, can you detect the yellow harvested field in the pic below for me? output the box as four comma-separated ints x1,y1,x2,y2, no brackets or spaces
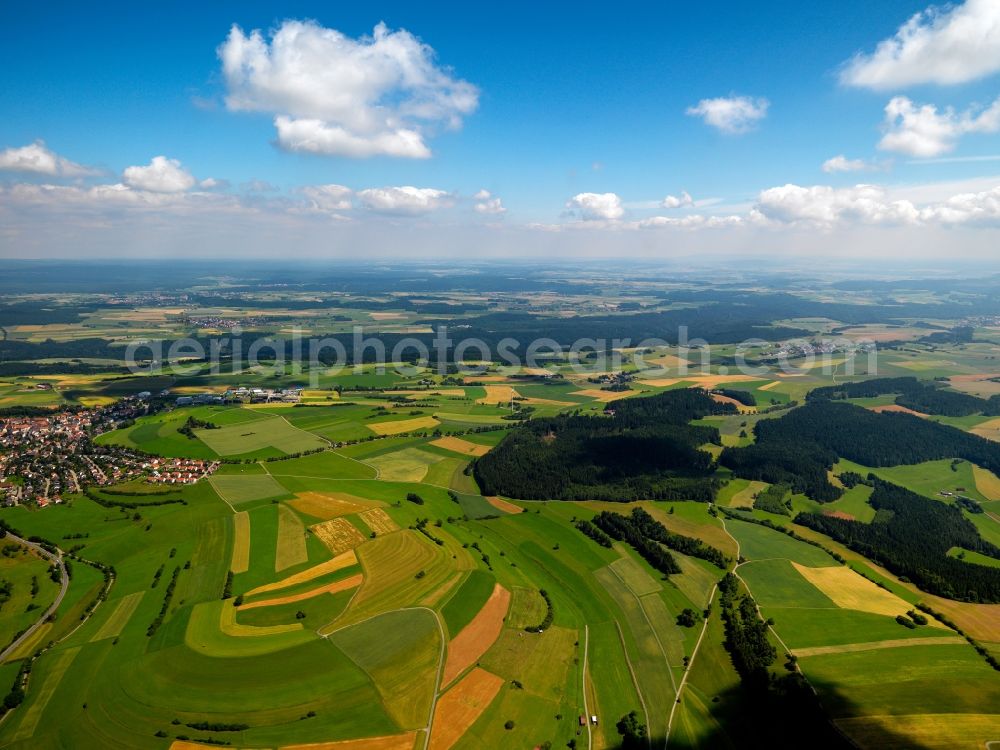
231,511,250,574
837,325,927,342
688,374,763,387
218,601,302,637
636,378,683,388
276,504,308,572
949,374,1000,397
476,385,518,404
370,312,407,320
302,389,339,399
359,508,399,535
836,713,1000,750
522,396,578,407
365,447,443,483
368,416,441,435
792,563,945,625
973,466,1000,501
91,592,144,642
641,375,762,389
311,518,367,556
78,396,117,408
442,583,511,685
326,531,463,630
486,496,523,514
730,481,767,509
793,635,964,658
951,373,1000,382
923,596,1000,642
971,417,1000,441
709,392,756,412
289,491,379,521
281,733,417,750
239,573,364,610
430,436,490,457
757,380,782,391
246,550,359,597
429,668,504,750
644,353,691,369
870,403,928,417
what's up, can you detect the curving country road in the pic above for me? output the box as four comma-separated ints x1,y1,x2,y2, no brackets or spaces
0,533,69,663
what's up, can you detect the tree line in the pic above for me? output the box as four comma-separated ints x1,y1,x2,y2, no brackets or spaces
796,477,1000,602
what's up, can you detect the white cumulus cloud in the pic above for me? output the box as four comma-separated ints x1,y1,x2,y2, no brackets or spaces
638,213,749,229
841,0,1000,89
566,192,624,221
273,117,430,159
219,20,478,159
920,185,1000,224
357,186,452,214
122,156,196,193
822,155,871,173
0,141,97,177
301,184,354,212
754,181,1000,228
199,177,229,190
686,96,769,134
661,191,693,208
473,189,505,214
878,95,1000,157
756,183,921,226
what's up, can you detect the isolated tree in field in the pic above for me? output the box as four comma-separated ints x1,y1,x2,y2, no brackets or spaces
616,710,647,748
677,607,699,627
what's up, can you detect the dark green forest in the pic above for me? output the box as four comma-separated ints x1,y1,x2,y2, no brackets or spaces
721,401,1000,501
474,389,733,501
808,376,1000,417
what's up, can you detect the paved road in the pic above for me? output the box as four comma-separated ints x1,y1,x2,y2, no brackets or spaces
0,534,69,663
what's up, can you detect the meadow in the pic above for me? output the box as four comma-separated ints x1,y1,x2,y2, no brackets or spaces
5,314,1000,749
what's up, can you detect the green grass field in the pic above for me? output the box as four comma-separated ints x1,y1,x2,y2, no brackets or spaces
7,361,1000,750
329,608,441,729
196,414,327,457
441,569,496,636
0,543,61,651
209,473,289,505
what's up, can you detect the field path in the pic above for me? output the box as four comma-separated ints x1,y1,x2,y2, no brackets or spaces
666,507,733,746
792,635,965,658
0,534,69,663
422,607,447,750
582,624,592,750
607,562,679,700
666,580,719,746
614,620,651,748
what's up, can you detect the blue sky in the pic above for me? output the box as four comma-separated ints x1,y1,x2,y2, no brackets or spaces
4,1,1000,260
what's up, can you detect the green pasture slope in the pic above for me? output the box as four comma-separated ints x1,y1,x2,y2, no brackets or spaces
7,376,1000,749
0,391,731,749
